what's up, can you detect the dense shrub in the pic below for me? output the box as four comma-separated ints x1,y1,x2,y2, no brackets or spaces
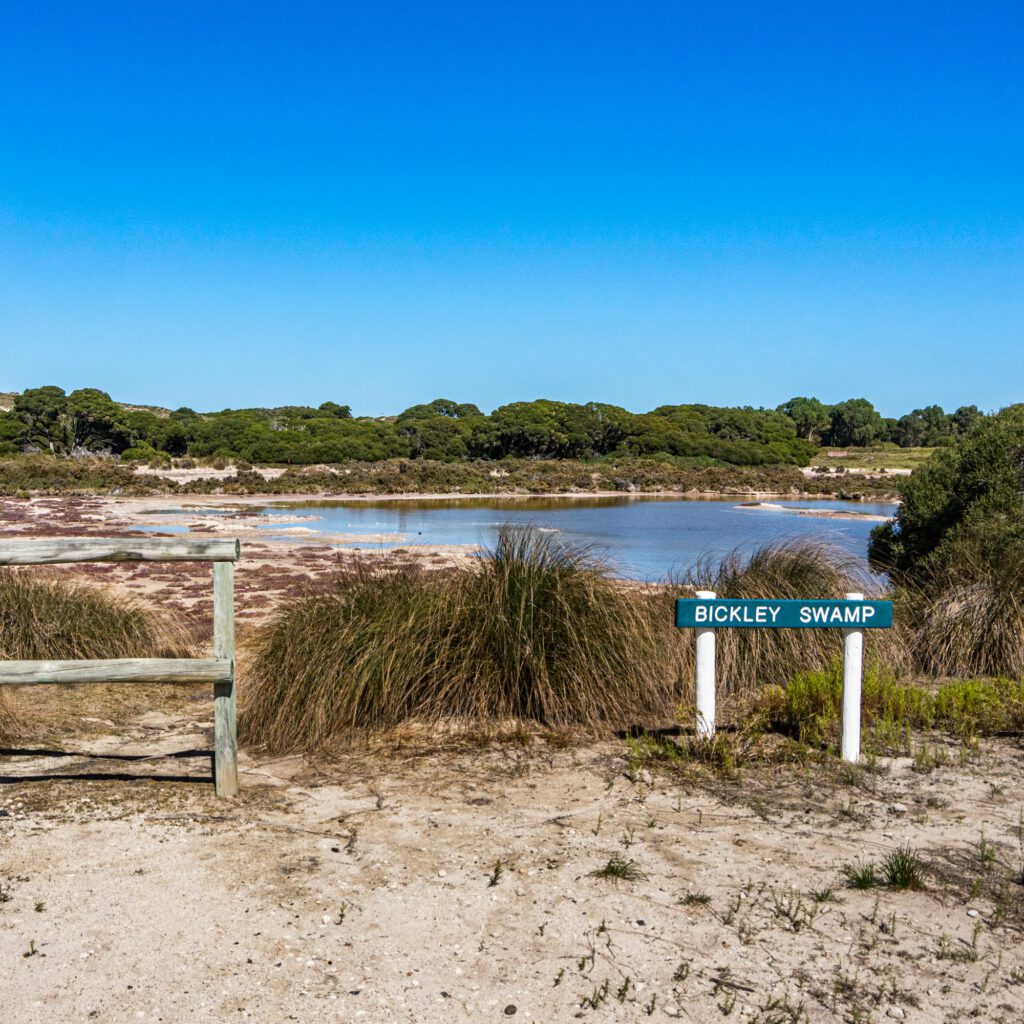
869,405,1024,583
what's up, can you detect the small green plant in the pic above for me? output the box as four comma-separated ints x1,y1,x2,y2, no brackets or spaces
681,891,711,907
771,890,818,932
487,860,504,887
978,831,998,875
809,886,839,904
589,856,646,882
580,978,610,1010
33,901,44,913
751,993,809,1024
937,932,978,963
842,859,878,890
881,846,926,891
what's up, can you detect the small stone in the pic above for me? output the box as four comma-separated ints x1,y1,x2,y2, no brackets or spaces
889,803,908,815
967,909,980,918
664,1007,681,1018
504,1005,517,1016
437,870,447,878
887,1008,905,1020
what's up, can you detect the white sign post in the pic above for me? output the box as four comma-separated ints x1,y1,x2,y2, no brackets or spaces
840,591,864,764
694,590,717,738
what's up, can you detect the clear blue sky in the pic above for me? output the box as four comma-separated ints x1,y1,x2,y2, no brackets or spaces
1,1,1021,417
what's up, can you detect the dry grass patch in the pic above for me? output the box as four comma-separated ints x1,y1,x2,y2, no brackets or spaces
0,568,192,742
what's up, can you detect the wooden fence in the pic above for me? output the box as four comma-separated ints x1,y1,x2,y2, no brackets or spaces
0,537,241,797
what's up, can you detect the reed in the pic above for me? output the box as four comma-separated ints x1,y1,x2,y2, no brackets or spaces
903,550,1024,678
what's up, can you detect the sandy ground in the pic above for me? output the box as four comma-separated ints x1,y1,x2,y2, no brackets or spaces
1,690,1022,1024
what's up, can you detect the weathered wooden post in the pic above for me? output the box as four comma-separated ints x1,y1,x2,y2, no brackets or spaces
840,591,864,764
0,536,241,796
694,589,717,738
213,559,238,797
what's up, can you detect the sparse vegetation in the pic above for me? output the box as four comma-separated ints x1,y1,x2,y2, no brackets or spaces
589,856,646,882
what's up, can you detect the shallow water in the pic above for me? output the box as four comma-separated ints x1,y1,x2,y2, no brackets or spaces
256,496,895,581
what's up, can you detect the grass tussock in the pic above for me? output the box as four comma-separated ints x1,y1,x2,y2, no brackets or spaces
0,568,191,741
901,553,1024,678
680,539,909,695
240,526,684,752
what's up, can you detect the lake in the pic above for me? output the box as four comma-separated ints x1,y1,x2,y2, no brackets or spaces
254,496,896,581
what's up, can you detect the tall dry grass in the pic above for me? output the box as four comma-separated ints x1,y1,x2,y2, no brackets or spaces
677,539,908,696
0,568,192,741
240,527,684,751
902,552,1024,678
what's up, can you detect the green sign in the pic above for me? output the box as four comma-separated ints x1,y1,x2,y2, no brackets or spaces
675,598,893,630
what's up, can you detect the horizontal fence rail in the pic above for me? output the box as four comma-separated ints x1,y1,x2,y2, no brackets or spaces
0,536,239,796
0,658,232,687
0,537,239,566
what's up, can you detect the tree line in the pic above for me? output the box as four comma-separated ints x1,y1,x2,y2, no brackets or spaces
0,385,987,467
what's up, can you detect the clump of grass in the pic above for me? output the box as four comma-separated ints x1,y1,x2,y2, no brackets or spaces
903,552,1024,678
842,859,879,890
0,687,15,742
240,527,684,751
881,845,926,890
842,847,926,892
681,539,908,696
0,568,190,742
681,891,711,906
589,856,646,882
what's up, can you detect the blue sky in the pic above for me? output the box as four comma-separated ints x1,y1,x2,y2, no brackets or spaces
1,1,1021,416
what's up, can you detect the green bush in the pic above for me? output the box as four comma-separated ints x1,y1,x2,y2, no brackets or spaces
767,661,1024,751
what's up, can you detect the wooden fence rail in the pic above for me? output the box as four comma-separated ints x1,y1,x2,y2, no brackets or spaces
0,537,240,797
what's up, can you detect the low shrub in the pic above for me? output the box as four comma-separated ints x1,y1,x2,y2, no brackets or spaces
768,661,1024,752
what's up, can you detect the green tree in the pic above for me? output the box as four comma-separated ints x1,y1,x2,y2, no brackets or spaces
0,410,24,455
777,397,831,443
950,405,983,436
827,398,884,448
893,405,950,447
14,386,129,456
868,405,1024,582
